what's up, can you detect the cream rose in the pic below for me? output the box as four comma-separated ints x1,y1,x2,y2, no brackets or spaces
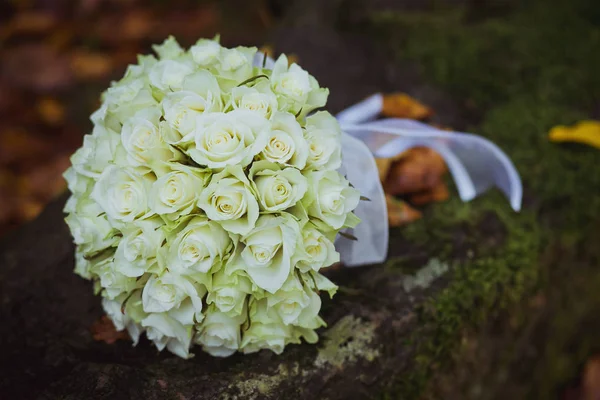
303,170,360,230
234,214,300,293
206,271,251,316
142,312,193,359
197,165,259,235
114,218,164,277
190,39,221,66
92,166,155,224
294,225,339,272
249,160,307,212
165,216,233,275
240,299,290,355
70,126,121,179
194,306,245,357
270,54,328,116
120,107,179,170
230,80,278,119
149,164,208,221
182,109,269,169
260,112,308,169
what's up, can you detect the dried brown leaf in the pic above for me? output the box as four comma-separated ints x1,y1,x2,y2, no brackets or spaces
584,355,600,400
70,50,113,80
386,195,422,227
383,147,447,196
36,97,66,125
91,315,130,344
382,93,433,120
408,183,450,205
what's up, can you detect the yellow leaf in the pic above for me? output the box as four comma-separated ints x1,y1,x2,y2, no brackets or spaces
382,93,433,120
36,97,65,125
548,120,600,150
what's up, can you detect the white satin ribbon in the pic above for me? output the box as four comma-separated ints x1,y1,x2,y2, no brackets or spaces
337,94,522,267
252,53,523,267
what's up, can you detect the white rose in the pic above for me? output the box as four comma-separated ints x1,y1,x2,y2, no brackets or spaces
215,46,256,82
120,107,180,170
266,275,312,325
230,80,278,119
90,252,141,299
303,170,360,230
102,293,144,345
197,165,259,235
270,54,328,116
152,36,184,60
149,59,194,91
303,112,343,171
70,126,121,178
63,167,93,196
235,214,300,293
74,249,92,279
142,312,193,359
182,109,269,169
114,218,164,277
103,84,158,131
163,70,223,136
92,166,155,223
294,225,339,272
121,54,157,81
166,216,233,275
142,272,205,320
149,164,207,220
206,271,251,316
260,112,309,169
194,306,245,357
249,160,308,212
240,299,290,355
190,39,221,66
65,210,116,256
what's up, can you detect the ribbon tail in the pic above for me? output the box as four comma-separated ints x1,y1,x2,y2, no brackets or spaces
337,133,389,266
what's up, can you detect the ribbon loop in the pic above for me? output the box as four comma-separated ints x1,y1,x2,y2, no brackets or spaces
338,94,522,267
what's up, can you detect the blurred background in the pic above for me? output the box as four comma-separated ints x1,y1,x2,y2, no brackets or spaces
0,0,275,235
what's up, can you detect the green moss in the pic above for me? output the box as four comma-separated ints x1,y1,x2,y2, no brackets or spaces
366,0,600,398
315,315,380,369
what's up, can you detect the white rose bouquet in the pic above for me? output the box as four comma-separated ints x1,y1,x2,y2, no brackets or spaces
64,36,361,358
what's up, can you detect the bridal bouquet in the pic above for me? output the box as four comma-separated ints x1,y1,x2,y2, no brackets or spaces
64,36,361,358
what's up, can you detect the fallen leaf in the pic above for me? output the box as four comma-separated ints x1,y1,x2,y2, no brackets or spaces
16,199,44,222
382,93,434,120
70,50,113,80
386,195,422,227
375,157,394,182
36,97,66,125
0,12,57,42
583,355,600,400
549,120,600,150
0,128,52,166
383,147,447,196
408,182,450,205
91,315,130,344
